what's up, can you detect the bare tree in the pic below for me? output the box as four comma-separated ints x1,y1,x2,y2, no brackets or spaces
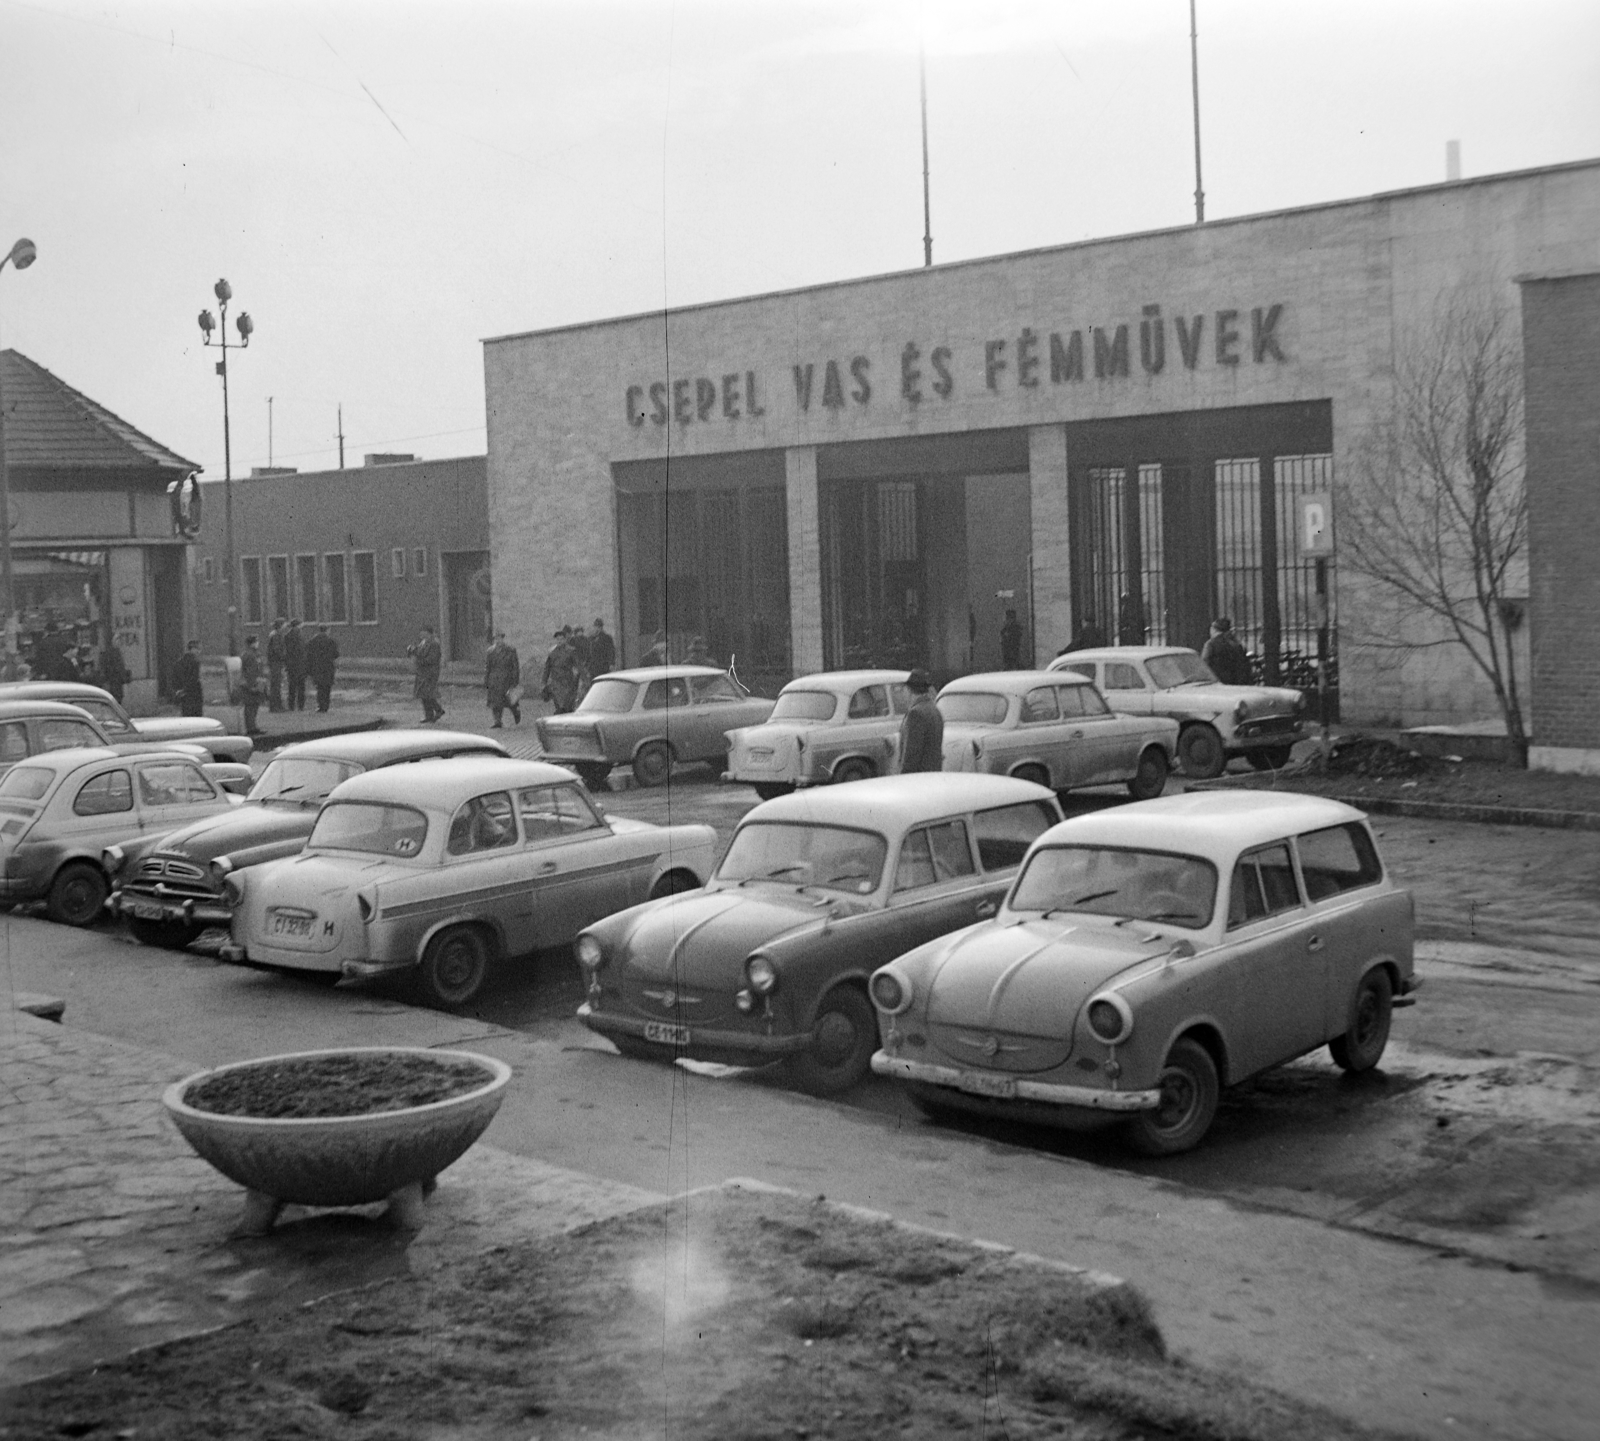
1339,285,1529,764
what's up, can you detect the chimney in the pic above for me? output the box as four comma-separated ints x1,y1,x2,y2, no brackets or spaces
1446,140,1461,182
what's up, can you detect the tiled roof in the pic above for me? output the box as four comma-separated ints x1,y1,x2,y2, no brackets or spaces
0,349,197,473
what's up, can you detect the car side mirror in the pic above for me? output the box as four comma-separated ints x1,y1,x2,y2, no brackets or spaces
1166,939,1196,961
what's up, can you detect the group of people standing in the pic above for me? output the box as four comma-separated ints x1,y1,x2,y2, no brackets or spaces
408,617,621,727
537,619,616,716
235,618,340,733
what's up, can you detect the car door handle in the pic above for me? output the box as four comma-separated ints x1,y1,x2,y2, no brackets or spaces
535,861,558,875
975,899,998,918
1307,934,1323,953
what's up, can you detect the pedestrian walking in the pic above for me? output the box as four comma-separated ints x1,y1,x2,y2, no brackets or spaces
485,631,522,727
1000,608,1025,669
283,619,307,711
306,625,339,712
1200,616,1253,685
567,624,592,692
173,639,204,717
98,637,129,701
265,618,286,711
587,617,616,679
897,669,944,774
541,630,579,714
239,634,265,735
408,624,444,722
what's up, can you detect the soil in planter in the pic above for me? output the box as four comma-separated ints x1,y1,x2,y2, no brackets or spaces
183,1053,494,1119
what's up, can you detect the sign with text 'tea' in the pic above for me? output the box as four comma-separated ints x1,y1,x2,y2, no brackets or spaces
1298,493,1335,558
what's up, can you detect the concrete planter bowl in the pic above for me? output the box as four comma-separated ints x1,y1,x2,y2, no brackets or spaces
162,1046,513,1235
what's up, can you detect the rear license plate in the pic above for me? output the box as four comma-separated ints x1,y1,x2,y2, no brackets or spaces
957,1071,1017,1100
269,910,315,938
643,1021,690,1046
130,901,169,921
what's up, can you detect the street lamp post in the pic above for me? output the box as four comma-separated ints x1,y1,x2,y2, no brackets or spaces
197,279,252,656
0,237,39,664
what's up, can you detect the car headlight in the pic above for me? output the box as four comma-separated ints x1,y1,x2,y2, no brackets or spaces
1234,699,1249,723
1084,992,1134,1045
869,969,912,1015
745,953,778,995
222,873,245,906
575,934,605,971
103,844,126,875
208,857,234,887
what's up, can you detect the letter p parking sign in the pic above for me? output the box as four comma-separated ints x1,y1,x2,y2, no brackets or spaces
1299,493,1334,557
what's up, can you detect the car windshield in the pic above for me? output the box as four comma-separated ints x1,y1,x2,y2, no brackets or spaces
308,801,429,857
716,821,888,895
1009,844,1218,929
1146,652,1216,688
0,765,55,801
72,697,134,736
576,678,639,714
249,757,363,806
937,692,1008,725
770,690,837,722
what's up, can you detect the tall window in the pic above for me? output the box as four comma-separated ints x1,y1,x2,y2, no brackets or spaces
391,548,407,579
267,555,290,621
295,554,320,623
413,547,428,577
324,553,348,624
240,557,263,625
201,556,216,584
353,551,378,623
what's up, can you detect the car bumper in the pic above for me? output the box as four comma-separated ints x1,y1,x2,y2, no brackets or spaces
578,1002,811,1060
871,1051,1162,1112
0,877,40,902
1229,720,1309,748
111,890,232,926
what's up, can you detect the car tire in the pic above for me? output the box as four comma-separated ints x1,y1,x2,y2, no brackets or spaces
831,758,875,786
575,762,613,792
1248,745,1294,771
1126,745,1169,801
1178,724,1226,779
753,782,794,801
128,916,197,950
1123,1037,1220,1156
649,869,699,900
632,742,673,789
416,927,492,1010
47,863,109,928
1329,967,1394,1073
1014,763,1051,790
787,986,878,1097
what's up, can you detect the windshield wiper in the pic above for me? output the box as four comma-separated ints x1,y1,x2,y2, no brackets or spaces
740,864,809,886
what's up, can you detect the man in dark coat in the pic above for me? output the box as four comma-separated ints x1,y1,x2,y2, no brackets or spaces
1058,614,1106,655
408,624,444,722
173,640,204,717
541,630,579,714
99,638,129,702
283,619,307,711
587,618,616,679
485,631,521,727
265,618,287,711
239,634,265,735
1200,617,1253,686
1000,608,1025,669
305,625,340,712
567,624,592,690
897,669,945,774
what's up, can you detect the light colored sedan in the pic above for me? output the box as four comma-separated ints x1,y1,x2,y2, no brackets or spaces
0,681,254,766
1047,647,1307,778
870,792,1417,1153
0,747,237,926
725,669,911,799
220,757,719,1008
537,665,776,790
937,671,1178,800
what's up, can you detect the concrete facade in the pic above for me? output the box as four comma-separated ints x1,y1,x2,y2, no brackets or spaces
483,160,1600,729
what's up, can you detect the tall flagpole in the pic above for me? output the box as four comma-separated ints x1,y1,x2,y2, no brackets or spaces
1190,0,1206,224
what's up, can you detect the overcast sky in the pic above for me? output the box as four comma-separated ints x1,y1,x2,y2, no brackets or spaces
2,0,1597,480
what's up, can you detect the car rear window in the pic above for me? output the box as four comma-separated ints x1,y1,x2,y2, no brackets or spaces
771,690,837,722
1297,823,1383,900
0,766,54,800
937,692,1008,725
576,679,638,714
310,801,429,857
972,800,1058,870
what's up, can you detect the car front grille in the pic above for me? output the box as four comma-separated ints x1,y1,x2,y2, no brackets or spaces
1238,714,1301,738
927,1024,1071,1074
136,857,207,882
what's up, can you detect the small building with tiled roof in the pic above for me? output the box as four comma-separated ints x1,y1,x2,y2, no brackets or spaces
0,349,199,709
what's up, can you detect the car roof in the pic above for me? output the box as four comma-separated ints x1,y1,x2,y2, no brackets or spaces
0,745,127,779
743,772,1057,830
595,665,734,683
0,681,119,704
0,699,105,721
939,670,1096,695
1048,647,1196,665
326,755,585,808
273,729,510,765
779,669,910,692
1037,791,1370,861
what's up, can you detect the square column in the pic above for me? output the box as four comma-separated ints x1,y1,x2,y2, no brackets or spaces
1028,424,1071,666
785,446,823,676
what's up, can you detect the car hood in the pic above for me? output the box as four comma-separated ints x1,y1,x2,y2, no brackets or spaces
131,716,226,741
612,885,836,989
145,804,315,865
922,916,1166,1039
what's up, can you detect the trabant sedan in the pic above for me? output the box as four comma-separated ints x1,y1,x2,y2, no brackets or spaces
536,665,775,789
869,792,1417,1154
1047,646,1307,777
575,774,1063,1095
725,669,911,799
0,747,236,926
937,671,1178,801
220,757,718,1008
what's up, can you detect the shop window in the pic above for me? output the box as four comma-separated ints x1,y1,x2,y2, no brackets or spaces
295,554,320,624
391,548,407,579
352,552,378,624
324,554,348,624
413,547,428,578
240,558,263,626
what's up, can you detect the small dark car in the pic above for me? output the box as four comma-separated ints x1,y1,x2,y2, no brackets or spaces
107,729,508,948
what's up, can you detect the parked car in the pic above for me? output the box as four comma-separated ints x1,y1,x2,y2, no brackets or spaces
869,791,1417,1154
575,774,1063,1095
1046,647,1307,778
724,669,911,799
536,665,775,789
0,698,250,793
107,729,511,949
937,671,1178,800
219,757,718,1008
0,747,237,926
0,681,254,767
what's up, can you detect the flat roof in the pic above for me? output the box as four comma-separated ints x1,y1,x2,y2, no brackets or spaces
484,155,1600,348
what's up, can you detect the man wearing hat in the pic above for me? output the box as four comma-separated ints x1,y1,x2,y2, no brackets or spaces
897,669,944,774
1200,616,1252,686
